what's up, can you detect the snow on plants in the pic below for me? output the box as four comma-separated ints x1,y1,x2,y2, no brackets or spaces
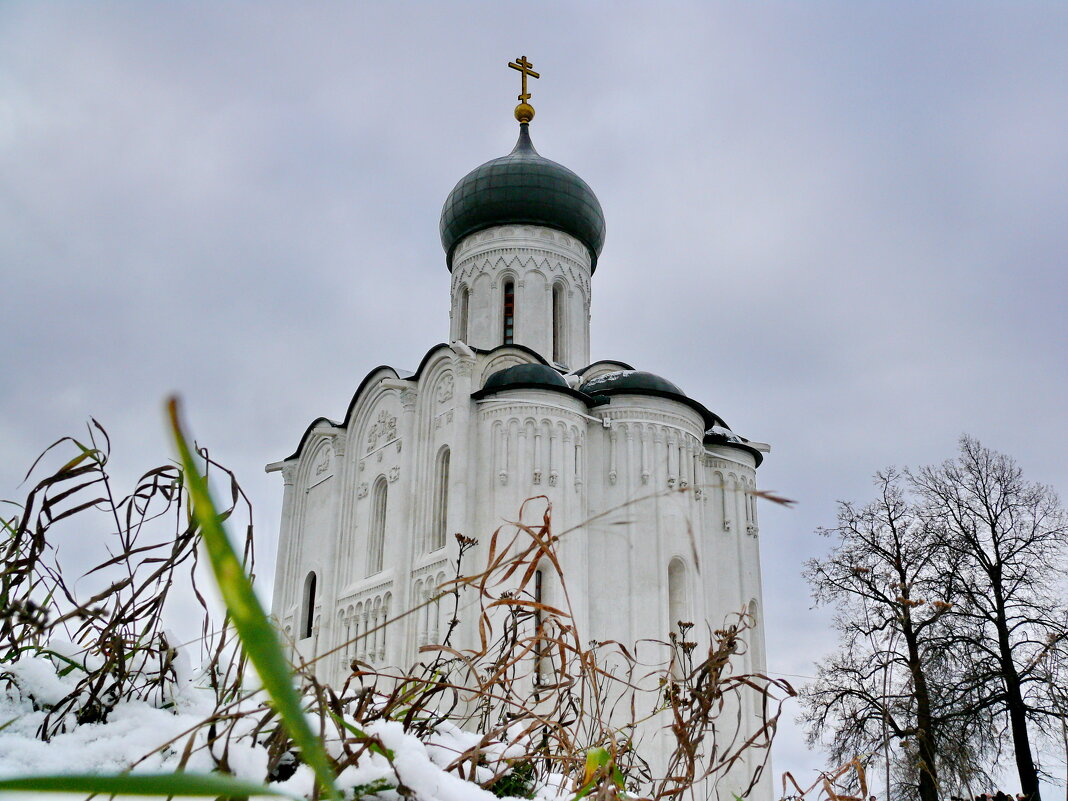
0,647,550,801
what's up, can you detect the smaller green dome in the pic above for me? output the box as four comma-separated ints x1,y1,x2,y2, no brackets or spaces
440,124,606,271
482,363,569,393
705,425,764,467
580,370,686,397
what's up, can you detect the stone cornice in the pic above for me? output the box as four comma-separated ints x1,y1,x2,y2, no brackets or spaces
453,224,591,268
452,249,591,300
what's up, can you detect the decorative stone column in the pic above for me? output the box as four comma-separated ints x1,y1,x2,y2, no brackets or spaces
389,385,419,667
270,462,298,629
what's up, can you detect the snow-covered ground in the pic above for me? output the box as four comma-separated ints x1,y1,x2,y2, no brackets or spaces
1,651,566,801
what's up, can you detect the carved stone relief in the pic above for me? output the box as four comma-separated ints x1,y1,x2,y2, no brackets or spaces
436,374,455,404
312,445,333,477
366,410,397,453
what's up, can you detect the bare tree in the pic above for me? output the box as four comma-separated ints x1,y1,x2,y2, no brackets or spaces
804,438,1068,801
911,436,1068,801
1034,630,1068,801
802,469,990,801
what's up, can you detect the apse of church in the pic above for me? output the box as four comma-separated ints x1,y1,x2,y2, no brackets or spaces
267,57,771,796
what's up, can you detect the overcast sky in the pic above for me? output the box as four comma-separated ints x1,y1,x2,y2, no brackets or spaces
2,1,1067,792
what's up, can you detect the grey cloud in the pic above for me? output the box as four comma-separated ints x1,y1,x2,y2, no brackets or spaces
2,1,1066,787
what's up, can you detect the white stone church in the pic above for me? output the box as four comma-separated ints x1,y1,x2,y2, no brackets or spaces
268,69,772,796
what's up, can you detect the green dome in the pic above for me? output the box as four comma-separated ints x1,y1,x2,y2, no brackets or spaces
481,363,569,393
440,124,606,271
581,369,733,438
580,370,686,397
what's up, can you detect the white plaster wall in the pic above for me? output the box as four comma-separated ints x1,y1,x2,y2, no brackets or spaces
270,351,771,800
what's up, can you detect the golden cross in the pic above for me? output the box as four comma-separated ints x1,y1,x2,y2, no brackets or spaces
508,56,540,103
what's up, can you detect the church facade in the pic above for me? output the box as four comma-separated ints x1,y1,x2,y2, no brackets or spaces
268,65,771,795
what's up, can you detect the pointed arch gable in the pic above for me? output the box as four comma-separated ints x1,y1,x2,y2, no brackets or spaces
408,343,455,382
471,342,551,364
282,365,400,461
473,344,553,387
281,418,342,464
278,342,475,464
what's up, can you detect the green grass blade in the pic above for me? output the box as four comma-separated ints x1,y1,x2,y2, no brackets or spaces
0,772,297,798
167,398,339,801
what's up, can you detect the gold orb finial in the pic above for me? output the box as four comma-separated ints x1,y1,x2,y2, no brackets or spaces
508,56,539,124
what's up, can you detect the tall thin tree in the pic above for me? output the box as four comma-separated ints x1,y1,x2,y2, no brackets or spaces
802,470,981,801
911,436,1068,801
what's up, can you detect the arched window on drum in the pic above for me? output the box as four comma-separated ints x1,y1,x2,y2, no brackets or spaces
457,285,470,342
502,280,515,345
551,282,566,365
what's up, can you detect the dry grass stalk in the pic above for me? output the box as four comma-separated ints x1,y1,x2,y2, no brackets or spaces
2,425,795,801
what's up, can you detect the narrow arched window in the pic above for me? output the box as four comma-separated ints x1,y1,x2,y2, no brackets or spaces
502,280,515,345
668,559,690,639
668,559,690,678
367,477,388,576
457,286,469,342
301,571,317,639
432,447,450,551
713,471,729,529
551,283,565,364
